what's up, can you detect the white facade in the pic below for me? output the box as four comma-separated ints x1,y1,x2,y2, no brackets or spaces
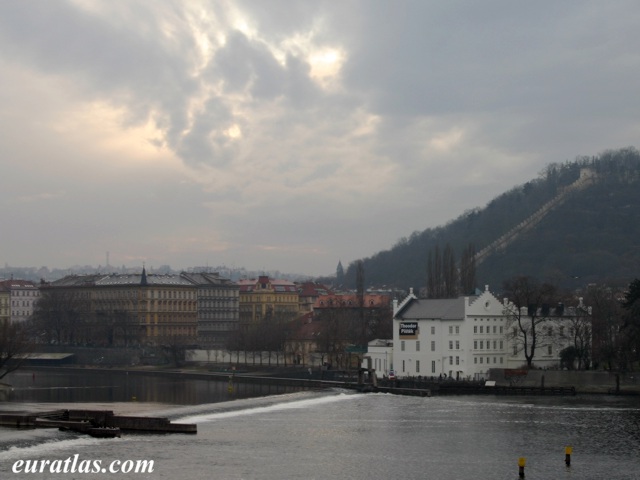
3,279,40,323
393,286,508,380
363,338,393,378
504,301,592,370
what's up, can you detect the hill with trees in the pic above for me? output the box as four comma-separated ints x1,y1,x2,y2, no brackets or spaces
343,147,640,293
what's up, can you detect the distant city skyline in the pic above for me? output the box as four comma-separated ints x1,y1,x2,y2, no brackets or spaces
2,2,639,276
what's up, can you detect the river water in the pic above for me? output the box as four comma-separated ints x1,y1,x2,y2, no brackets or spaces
1,370,639,479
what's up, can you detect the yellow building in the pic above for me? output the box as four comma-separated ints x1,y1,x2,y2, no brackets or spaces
42,269,199,345
238,276,300,327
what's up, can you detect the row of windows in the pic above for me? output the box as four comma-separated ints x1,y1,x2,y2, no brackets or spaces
93,290,198,300
241,296,298,303
473,340,504,350
11,290,39,297
200,290,239,298
400,339,507,352
474,325,504,334
11,300,35,307
474,357,504,365
200,301,238,308
200,311,238,319
407,358,460,374
514,345,553,355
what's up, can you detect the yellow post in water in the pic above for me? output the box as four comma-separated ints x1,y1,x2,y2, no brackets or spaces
518,457,526,478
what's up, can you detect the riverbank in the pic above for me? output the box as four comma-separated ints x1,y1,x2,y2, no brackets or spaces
11,363,640,396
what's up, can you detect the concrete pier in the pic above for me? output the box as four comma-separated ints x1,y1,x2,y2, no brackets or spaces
0,409,197,435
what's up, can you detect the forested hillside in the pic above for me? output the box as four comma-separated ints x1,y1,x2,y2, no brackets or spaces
343,147,640,292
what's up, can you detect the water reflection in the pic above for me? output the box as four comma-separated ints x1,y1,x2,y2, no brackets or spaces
3,370,302,405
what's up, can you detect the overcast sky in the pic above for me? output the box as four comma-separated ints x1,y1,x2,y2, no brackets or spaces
1,1,639,276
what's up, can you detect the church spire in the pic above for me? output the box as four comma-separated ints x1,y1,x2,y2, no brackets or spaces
141,263,148,286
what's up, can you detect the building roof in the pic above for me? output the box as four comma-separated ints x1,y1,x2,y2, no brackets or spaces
237,277,297,293
314,293,391,309
296,281,333,297
0,279,38,289
287,312,323,341
46,272,224,288
181,272,236,287
396,296,478,321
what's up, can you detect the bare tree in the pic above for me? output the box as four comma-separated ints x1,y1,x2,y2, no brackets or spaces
558,298,592,369
503,276,557,368
316,308,352,369
32,289,90,345
0,321,34,380
459,243,476,294
158,333,195,368
619,278,640,371
585,284,623,370
442,244,457,298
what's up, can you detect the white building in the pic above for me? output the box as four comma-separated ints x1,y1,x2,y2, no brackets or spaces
503,300,592,370
0,279,40,323
363,338,393,378
393,286,508,380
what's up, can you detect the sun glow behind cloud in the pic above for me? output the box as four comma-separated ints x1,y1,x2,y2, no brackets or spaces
308,48,345,88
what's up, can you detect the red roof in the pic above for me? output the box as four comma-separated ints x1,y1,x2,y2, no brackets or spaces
314,293,391,309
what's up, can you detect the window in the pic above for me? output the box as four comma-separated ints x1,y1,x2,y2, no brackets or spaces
548,344,552,355
500,357,504,364
455,356,459,365
500,340,503,349
487,357,490,364
480,357,483,364
513,345,518,355
402,360,405,372
431,326,435,335
432,361,436,373
480,341,484,349
500,326,504,334
474,326,477,333
455,326,459,334
449,341,453,350
474,340,477,349
455,340,460,350
416,360,420,373
449,326,453,334
480,326,483,334
493,326,497,334
401,341,405,352
416,341,421,352
493,341,497,349
431,341,435,352
449,356,453,365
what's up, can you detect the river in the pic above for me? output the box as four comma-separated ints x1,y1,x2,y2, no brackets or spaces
1,370,639,479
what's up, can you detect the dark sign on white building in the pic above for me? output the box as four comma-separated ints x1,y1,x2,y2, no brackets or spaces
399,321,419,339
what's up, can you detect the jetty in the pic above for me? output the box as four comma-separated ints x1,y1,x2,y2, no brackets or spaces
0,409,196,436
